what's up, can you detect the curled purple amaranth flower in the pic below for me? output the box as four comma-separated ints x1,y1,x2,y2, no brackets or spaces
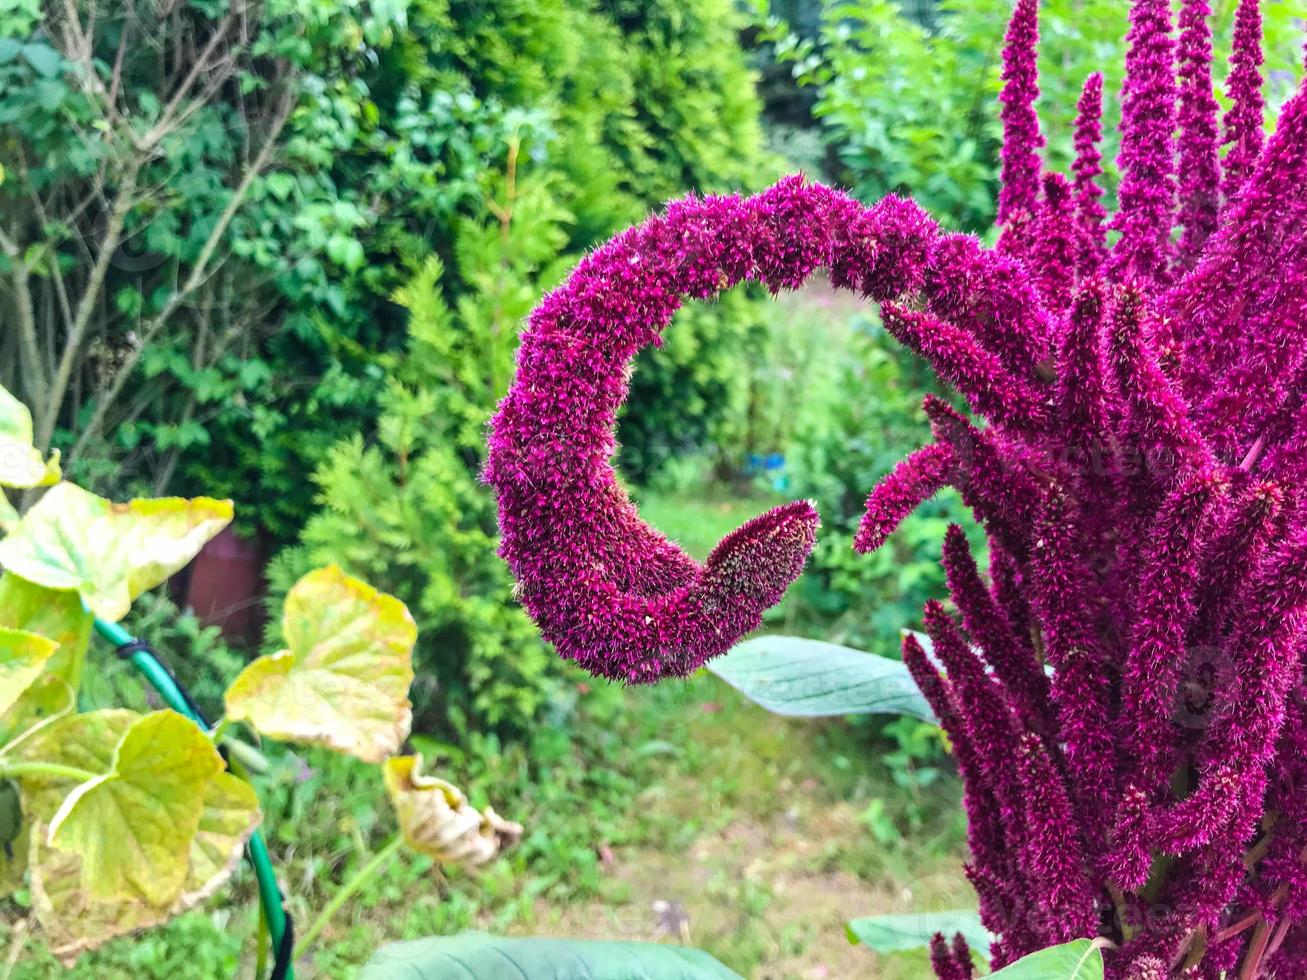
1175,0,1221,268
1221,0,1265,203
1110,0,1178,286
487,179,859,683
997,0,1045,243
854,442,953,553
1072,73,1109,278
492,0,1307,970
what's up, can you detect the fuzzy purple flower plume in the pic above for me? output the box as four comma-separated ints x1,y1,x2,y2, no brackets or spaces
487,1,1307,975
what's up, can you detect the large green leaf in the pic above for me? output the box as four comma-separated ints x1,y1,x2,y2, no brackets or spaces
0,627,59,718
846,910,992,957
0,483,232,621
988,939,1105,979
361,933,743,979
0,383,60,490
224,564,416,762
382,756,521,867
46,710,224,905
708,635,935,720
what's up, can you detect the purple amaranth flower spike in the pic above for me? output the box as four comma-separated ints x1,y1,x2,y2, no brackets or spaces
1222,0,1266,203
1031,173,1079,313
854,442,953,554
1072,73,1109,277
1175,0,1222,268
929,932,974,980
997,0,1045,241
1110,0,1178,286
490,0,1307,972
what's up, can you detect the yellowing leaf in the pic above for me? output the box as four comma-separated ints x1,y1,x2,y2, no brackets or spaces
180,772,261,907
28,833,172,967
0,673,74,751
382,755,522,868
20,714,260,966
0,483,232,621
224,565,416,762
0,573,92,690
0,627,58,718
47,711,223,906
0,384,60,489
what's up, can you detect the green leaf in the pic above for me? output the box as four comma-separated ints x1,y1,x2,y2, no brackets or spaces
846,910,992,957
46,711,224,906
382,756,521,867
224,565,416,762
0,483,233,621
361,933,743,979
988,939,1105,979
0,383,60,489
20,42,62,78
0,627,58,718
0,493,17,532
708,635,936,720
0,573,93,690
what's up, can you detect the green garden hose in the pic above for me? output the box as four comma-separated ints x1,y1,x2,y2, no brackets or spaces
92,618,295,980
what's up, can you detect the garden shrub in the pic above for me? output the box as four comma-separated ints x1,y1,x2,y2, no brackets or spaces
269,163,569,732
0,0,775,545
485,0,1307,973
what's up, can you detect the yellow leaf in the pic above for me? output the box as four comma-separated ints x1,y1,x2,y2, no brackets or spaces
180,772,261,907
382,755,522,868
28,834,173,967
18,713,260,965
0,384,60,489
0,627,58,719
0,573,92,690
224,565,416,762
0,673,75,756
0,483,232,621
47,711,223,906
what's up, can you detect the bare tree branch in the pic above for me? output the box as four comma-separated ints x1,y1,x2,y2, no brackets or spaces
69,86,295,461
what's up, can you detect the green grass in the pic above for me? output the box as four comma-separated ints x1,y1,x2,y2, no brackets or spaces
4,484,969,978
